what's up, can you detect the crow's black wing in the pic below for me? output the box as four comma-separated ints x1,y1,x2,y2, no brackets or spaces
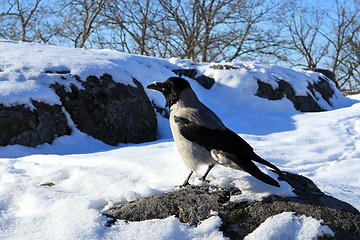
174,116,280,187
174,115,281,173
175,115,254,158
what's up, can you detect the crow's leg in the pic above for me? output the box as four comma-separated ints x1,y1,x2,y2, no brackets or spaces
180,171,193,187
199,164,215,182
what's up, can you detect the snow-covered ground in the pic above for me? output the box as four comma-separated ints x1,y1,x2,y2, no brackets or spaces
0,39,359,239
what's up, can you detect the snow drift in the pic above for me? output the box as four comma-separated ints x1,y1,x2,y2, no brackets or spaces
0,39,359,239
0,39,352,113
0,39,353,147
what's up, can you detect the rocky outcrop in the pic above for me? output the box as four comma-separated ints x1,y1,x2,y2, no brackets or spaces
105,186,236,227
255,77,335,112
0,102,70,147
104,172,360,239
229,172,360,239
51,74,157,146
172,65,338,112
172,69,215,89
0,63,343,147
307,68,339,89
210,64,240,70
0,73,157,147
210,64,336,112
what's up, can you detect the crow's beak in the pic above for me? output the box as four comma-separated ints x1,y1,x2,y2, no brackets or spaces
147,82,165,92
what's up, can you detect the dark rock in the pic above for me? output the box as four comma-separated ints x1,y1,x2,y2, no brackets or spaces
306,68,339,89
150,100,169,119
105,186,234,226
226,172,359,239
255,77,335,112
172,69,215,89
195,75,216,89
210,65,240,70
207,64,337,112
172,69,197,79
45,70,71,74
172,65,338,112
311,77,336,103
0,72,157,147
234,198,359,240
40,182,55,187
104,171,360,239
0,101,70,147
51,74,157,146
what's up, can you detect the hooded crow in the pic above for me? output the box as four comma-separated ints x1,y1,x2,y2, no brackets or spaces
147,77,281,188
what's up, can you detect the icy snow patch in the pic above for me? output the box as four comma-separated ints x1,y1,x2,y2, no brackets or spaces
244,212,334,240
104,215,225,239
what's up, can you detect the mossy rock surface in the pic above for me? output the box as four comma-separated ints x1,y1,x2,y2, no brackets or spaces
105,172,360,239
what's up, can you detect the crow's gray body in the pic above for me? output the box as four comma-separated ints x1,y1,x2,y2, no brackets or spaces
169,88,220,172
147,77,281,187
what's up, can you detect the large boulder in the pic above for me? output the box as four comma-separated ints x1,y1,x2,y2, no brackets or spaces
51,74,157,146
172,69,215,89
255,77,334,112
0,102,70,147
308,68,339,89
104,172,360,239
0,73,157,147
211,64,336,112
172,65,338,112
105,186,234,226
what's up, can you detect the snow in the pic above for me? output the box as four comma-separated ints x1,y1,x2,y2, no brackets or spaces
0,39,359,239
244,212,334,240
104,216,225,240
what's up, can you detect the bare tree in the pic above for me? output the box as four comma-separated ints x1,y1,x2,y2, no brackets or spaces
58,0,107,48
31,12,57,43
0,1,14,18
104,0,163,55
337,39,360,90
0,0,44,42
1,0,360,93
155,0,280,62
319,0,360,89
225,0,283,63
16,0,41,41
158,0,241,61
276,1,330,69
158,0,205,61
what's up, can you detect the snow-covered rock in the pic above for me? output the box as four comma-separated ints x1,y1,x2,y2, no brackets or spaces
173,63,342,112
104,171,359,239
51,74,156,146
0,40,353,147
0,39,359,239
0,101,69,147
